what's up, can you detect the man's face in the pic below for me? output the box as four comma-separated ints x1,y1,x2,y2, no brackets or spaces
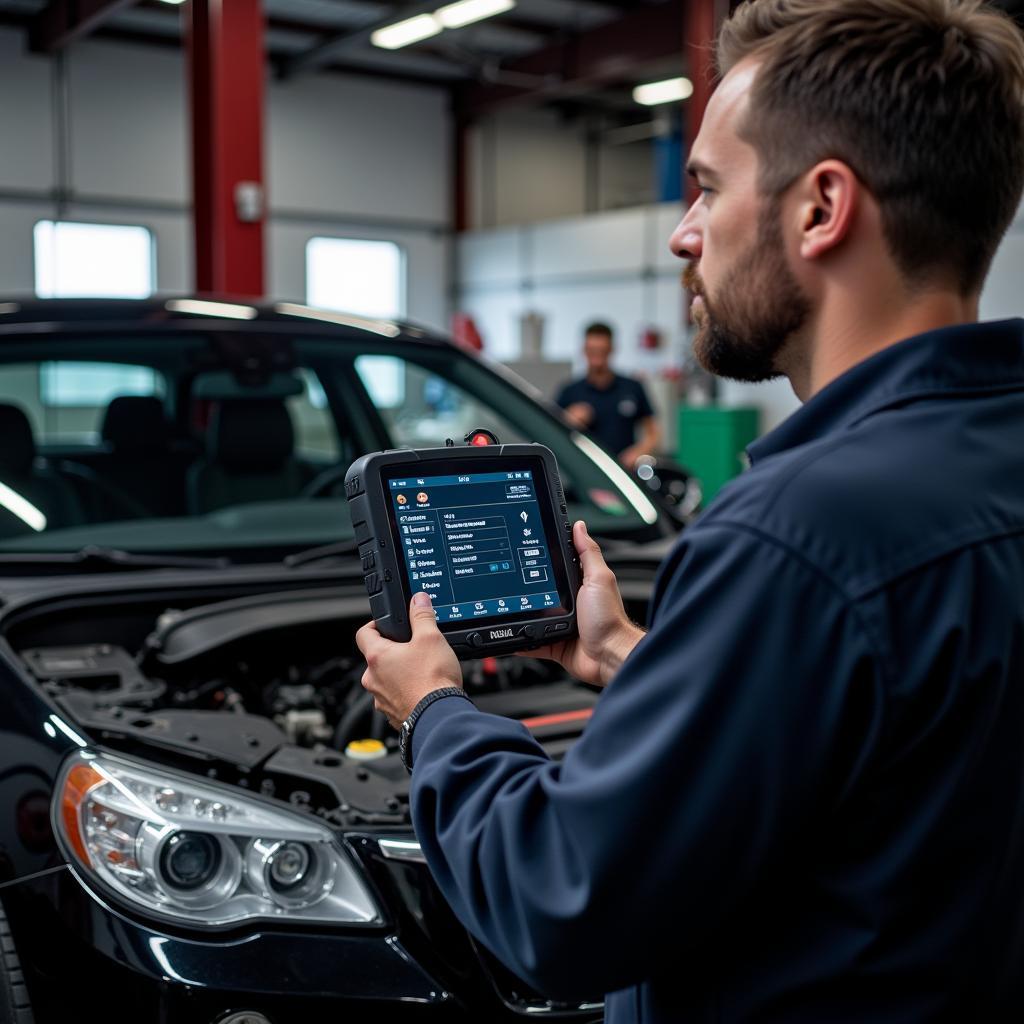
584,334,613,374
670,60,811,382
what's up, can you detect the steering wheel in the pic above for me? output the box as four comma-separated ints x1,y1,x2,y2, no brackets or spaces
300,464,350,498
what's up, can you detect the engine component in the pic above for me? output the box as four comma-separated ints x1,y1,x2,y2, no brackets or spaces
24,643,165,705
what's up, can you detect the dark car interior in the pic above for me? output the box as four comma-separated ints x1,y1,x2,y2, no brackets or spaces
0,331,667,553
0,392,327,538
0,351,343,539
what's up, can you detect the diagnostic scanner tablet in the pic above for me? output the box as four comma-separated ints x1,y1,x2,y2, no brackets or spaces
345,440,580,658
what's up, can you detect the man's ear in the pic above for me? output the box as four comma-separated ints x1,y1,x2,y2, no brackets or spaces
795,160,859,262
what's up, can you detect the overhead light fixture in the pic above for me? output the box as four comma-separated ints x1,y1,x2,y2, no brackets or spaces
371,13,443,50
435,0,516,30
155,0,187,5
633,77,695,107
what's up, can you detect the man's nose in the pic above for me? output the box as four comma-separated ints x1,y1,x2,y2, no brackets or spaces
670,205,702,261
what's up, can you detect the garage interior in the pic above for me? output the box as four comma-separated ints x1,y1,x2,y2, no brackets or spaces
0,2,1022,1022
0,0,1020,457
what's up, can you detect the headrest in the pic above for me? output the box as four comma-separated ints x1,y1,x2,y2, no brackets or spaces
209,399,295,471
102,396,170,453
0,403,36,478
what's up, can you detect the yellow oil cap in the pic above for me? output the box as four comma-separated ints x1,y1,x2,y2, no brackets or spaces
345,738,388,761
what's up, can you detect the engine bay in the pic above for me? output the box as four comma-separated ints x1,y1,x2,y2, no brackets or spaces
13,584,603,830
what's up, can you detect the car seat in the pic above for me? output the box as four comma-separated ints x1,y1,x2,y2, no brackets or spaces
0,403,85,537
187,398,306,514
97,395,185,516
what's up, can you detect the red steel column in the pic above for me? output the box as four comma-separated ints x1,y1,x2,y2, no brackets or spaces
186,0,266,297
684,0,724,206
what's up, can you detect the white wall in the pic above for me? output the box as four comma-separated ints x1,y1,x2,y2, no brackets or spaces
468,109,657,230
0,29,452,331
980,204,1024,323
458,202,687,364
0,31,54,194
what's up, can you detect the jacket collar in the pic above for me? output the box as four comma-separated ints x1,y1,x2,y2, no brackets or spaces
747,319,1024,465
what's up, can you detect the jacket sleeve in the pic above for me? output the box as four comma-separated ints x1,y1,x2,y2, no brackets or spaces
409,524,885,999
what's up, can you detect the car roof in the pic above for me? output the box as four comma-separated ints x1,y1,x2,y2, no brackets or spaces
0,296,450,348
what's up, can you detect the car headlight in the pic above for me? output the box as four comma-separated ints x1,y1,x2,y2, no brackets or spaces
53,749,382,929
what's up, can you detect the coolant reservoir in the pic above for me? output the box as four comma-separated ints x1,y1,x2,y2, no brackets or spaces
344,738,388,762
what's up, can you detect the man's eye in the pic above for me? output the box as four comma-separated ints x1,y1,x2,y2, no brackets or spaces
700,186,715,198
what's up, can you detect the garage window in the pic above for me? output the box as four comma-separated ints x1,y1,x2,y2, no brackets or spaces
34,220,154,299
305,237,405,320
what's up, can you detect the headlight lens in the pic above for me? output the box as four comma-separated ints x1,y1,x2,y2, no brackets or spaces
53,750,381,929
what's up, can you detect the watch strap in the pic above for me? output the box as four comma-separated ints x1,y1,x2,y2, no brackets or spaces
400,687,473,774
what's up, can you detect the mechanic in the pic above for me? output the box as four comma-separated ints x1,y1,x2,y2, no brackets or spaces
555,322,661,469
356,0,1024,1019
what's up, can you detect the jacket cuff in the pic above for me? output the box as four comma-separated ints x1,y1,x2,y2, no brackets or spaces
411,692,481,766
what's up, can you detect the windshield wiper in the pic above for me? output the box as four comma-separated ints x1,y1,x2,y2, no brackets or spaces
283,540,361,568
0,546,230,571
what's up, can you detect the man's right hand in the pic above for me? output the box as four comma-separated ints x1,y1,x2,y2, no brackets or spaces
521,521,644,688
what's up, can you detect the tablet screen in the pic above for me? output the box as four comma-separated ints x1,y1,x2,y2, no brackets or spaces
383,459,571,628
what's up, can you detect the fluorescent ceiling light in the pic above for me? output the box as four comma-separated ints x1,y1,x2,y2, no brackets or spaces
633,77,695,107
371,14,442,50
436,0,516,30
155,0,186,5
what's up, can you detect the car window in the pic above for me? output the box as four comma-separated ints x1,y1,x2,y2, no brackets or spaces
0,332,660,558
354,355,529,448
0,360,164,445
349,349,659,539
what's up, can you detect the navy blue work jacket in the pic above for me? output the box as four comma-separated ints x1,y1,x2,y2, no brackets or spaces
411,319,1024,1022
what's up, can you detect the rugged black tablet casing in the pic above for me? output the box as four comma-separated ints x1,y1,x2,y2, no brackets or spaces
344,443,580,659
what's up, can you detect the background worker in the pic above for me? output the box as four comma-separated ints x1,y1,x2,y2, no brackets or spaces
555,322,661,468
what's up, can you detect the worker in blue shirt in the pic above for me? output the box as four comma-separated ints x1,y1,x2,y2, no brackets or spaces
555,322,661,469
356,0,1024,1020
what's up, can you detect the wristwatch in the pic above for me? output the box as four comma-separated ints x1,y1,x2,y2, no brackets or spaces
399,687,473,774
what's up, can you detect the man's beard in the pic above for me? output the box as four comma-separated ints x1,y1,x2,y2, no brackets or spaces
684,202,811,383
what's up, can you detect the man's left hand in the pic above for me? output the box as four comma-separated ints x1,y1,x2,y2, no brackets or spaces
355,592,463,729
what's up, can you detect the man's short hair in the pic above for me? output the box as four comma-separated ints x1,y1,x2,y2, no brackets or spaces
584,322,614,344
718,0,1024,295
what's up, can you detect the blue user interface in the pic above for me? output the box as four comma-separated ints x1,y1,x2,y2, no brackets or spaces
388,469,560,624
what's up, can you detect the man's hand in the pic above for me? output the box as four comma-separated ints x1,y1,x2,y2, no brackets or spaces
519,521,644,687
564,402,595,429
619,445,644,470
620,417,661,469
356,593,463,729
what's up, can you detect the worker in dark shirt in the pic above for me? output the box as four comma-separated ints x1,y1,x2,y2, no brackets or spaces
555,322,660,468
357,0,1024,1020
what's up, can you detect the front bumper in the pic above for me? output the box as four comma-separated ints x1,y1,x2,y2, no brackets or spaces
6,838,602,1023
6,860,456,1023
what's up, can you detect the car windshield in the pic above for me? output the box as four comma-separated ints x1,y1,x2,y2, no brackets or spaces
0,326,662,561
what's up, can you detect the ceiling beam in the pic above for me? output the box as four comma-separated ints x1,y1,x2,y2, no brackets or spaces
455,0,684,117
29,0,140,54
277,0,445,80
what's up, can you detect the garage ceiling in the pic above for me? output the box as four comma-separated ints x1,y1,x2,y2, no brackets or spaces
0,0,1019,116
0,0,676,86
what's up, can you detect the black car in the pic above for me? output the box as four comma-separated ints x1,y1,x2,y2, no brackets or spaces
0,298,677,1024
